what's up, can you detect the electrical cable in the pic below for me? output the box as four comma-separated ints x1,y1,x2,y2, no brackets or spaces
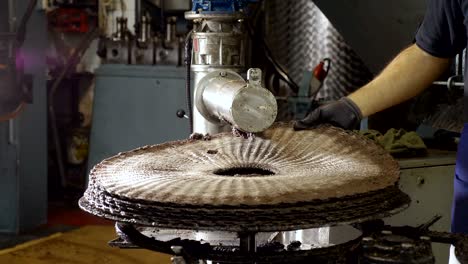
16,0,38,49
246,1,300,94
48,27,99,188
0,102,25,122
184,30,193,134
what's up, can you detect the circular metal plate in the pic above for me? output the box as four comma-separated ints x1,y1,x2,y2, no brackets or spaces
112,223,364,263
79,185,409,232
80,123,409,231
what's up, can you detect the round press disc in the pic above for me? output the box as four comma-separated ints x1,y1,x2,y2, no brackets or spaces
80,123,409,231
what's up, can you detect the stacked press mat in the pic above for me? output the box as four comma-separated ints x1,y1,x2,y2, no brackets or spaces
80,123,410,232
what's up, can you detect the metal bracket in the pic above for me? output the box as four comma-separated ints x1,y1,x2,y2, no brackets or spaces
433,75,464,90
247,68,262,87
171,246,189,264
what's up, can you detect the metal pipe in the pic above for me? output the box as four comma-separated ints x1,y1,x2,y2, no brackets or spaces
8,0,16,33
160,0,165,33
7,0,16,58
166,17,177,43
195,69,277,133
456,51,464,76
239,232,256,253
433,81,464,88
135,0,142,29
185,7,277,135
8,119,15,145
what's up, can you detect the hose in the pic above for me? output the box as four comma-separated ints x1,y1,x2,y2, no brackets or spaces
246,1,300,94
16,0,38,49
184,31,193,134
0,102,25,122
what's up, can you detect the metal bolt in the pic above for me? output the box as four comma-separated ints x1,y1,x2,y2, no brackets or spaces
220,71,227,77
381,230,392,235
362,237,374,242
171,256,187,264
417,176,425,186
171,246,183,255
401,243,414,249
420,236,431,241
247,68,262,83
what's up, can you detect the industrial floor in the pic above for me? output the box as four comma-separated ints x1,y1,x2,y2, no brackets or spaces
0,205,171,264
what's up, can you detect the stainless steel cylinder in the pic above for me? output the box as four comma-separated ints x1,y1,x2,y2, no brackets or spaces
186,11,277,134
196,69,277,133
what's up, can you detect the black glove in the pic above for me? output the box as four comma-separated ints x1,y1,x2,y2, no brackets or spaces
294,97,363,130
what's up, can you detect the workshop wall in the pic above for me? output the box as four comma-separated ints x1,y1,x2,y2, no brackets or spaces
313,0,427,74
0,0,48,233
265,0,373,101
17,0,48,232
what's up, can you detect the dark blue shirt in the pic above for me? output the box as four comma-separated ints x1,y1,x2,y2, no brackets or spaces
415,0,468,121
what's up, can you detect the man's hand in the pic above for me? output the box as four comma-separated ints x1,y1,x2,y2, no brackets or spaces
294,44,450,131
294,97,363,130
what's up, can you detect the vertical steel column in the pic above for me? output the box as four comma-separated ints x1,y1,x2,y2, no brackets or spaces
239,232,257,254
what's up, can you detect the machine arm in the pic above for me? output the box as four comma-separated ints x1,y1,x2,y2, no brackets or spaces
185,0,277,134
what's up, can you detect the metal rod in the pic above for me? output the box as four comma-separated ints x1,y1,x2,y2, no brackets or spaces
7,0,16,58
239,232,256,254
456,51,464,76
135,0,141,22
8,119,15,145
160,0,165,33
135,0,142,33
432,81,464,87
8,0,16,33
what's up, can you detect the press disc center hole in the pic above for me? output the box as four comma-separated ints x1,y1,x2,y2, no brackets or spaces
214,167,275,177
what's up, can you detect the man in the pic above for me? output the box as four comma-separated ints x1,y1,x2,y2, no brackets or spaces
295,0,467,262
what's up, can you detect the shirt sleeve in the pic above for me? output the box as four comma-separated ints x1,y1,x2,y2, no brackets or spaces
415,0,467,58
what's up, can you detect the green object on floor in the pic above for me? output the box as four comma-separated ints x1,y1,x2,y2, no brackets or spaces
359,128,427,156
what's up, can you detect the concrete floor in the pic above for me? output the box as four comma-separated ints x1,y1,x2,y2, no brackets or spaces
0,226,171,264
0,225,76,251
0,201,171,263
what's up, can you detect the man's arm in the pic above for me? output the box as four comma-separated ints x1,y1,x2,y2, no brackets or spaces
294,44,451,130
348,44,450,117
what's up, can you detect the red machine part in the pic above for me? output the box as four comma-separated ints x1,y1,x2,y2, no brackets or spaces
313,58,331,82
48,8,90,33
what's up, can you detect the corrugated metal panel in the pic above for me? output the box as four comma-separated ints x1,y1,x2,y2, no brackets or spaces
313,0,426,73
265,0,373,100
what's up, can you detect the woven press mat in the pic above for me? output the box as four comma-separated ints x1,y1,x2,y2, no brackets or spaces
80,123,410,232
